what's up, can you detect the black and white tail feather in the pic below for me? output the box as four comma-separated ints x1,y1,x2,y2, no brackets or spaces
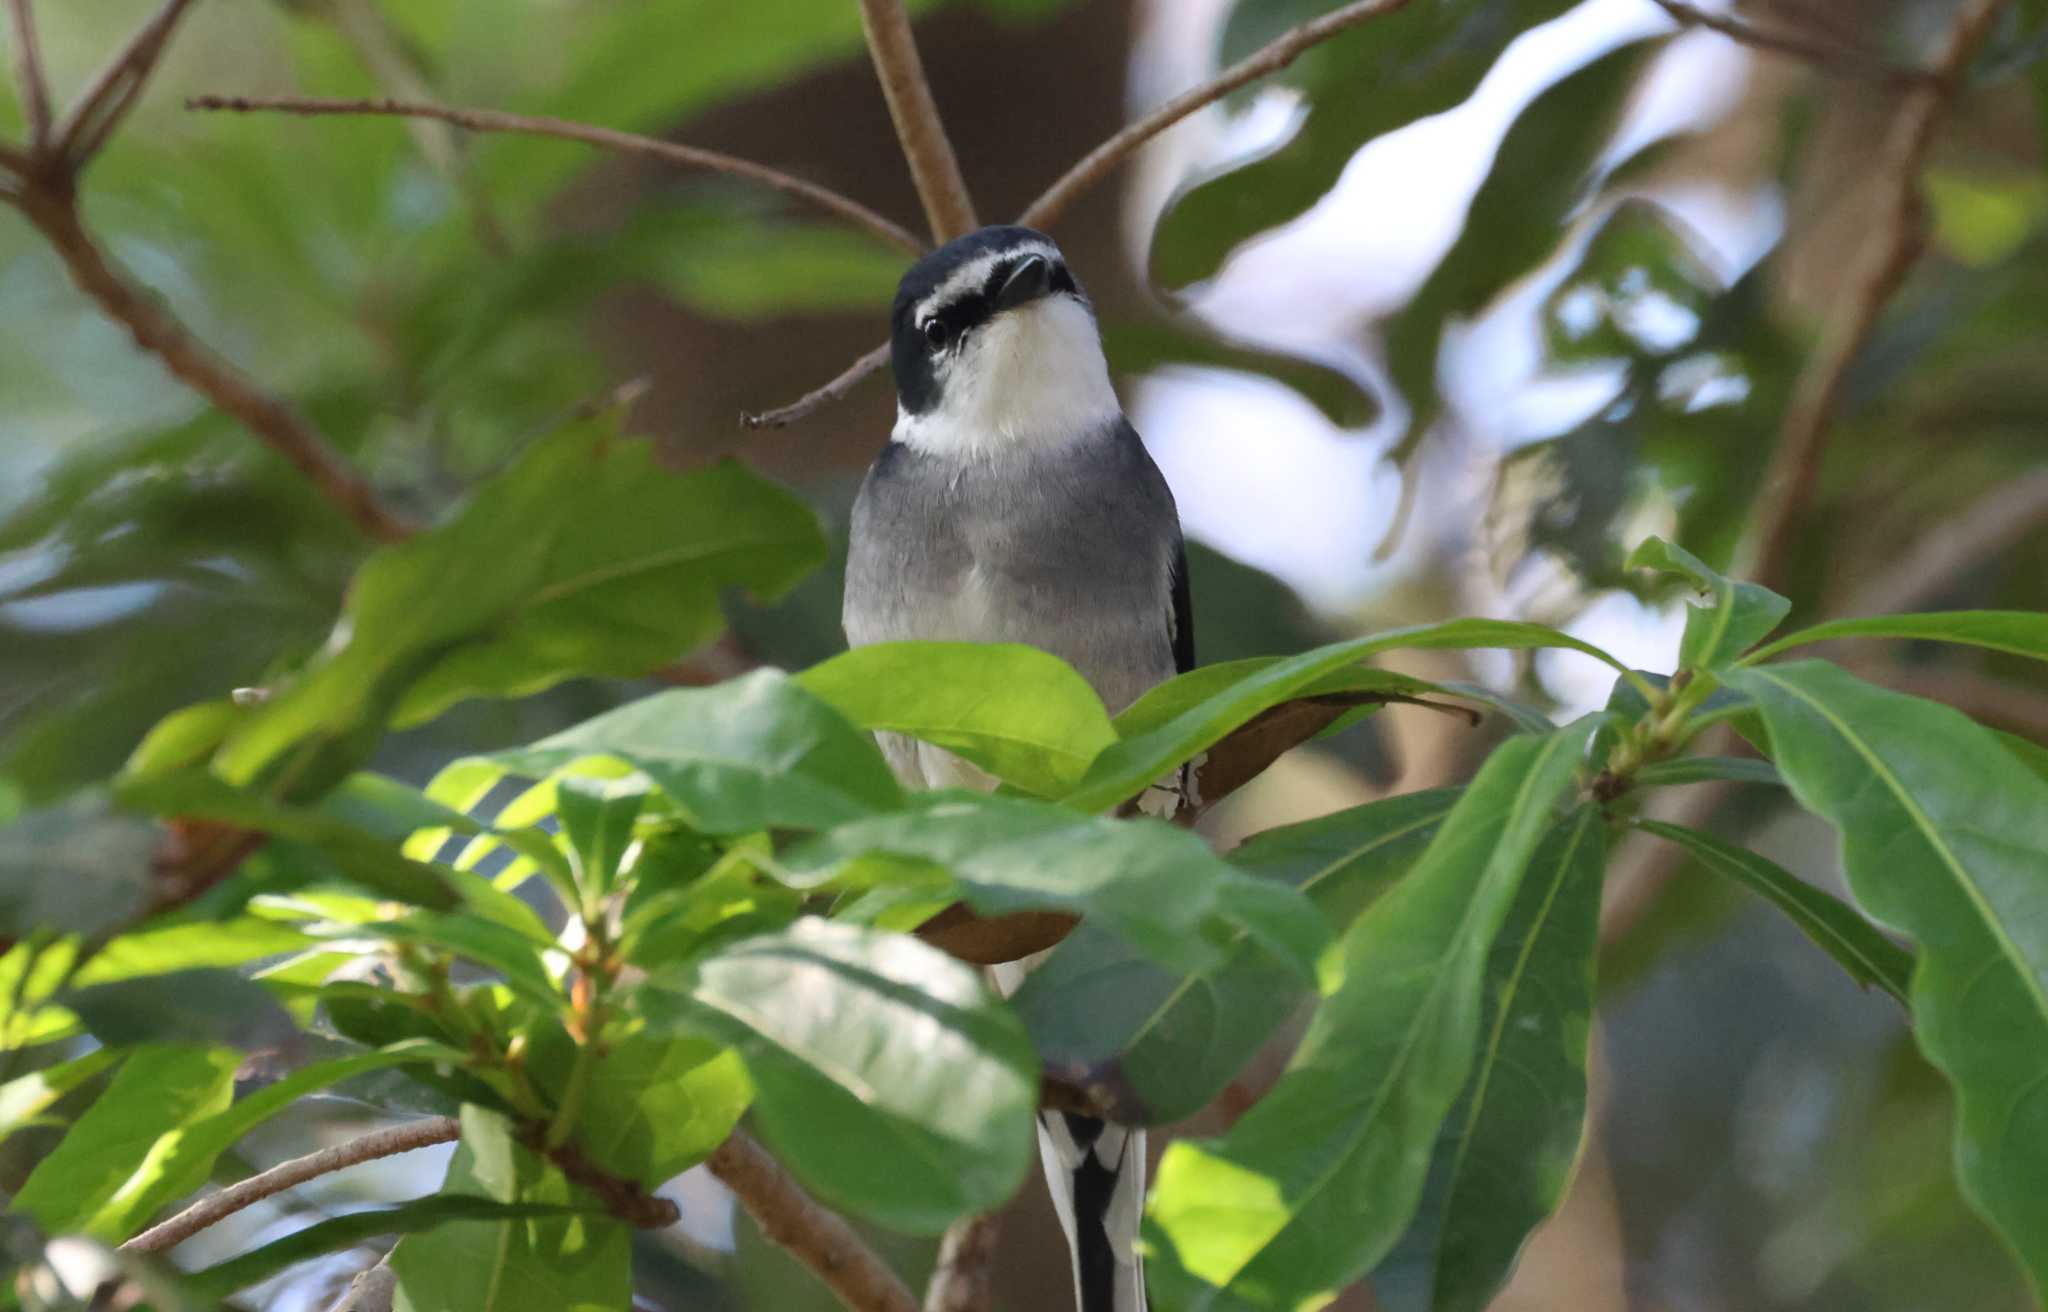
1039,1112,1149,1312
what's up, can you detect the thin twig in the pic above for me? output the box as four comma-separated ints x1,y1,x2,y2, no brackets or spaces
742,340,893,429
1735,0,2008,591
708,1130,919,1312
14,185,413,541
186,94,924,257
754,0,1414,426
1645,0,1916,79
5,0,51,150
1843,467,2048,617
54,0,201,166
1020,0,1413,230
856,0,977,242
923,1214,1002,1312
122,1118,462,1255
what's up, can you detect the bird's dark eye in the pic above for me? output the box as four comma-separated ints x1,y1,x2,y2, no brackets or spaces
923,319,950,349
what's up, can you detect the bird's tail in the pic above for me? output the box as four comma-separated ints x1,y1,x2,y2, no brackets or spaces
1037,1112,1147,1312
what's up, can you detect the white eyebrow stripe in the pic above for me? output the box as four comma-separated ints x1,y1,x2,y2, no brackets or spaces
911,241,1063,324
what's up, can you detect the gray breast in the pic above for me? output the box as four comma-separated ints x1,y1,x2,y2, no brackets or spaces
843,419,1182,717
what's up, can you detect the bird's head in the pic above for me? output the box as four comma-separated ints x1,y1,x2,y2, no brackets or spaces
888,225,1119,455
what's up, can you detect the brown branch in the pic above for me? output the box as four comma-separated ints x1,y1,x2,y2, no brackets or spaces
742,340,893,429
5,0,52,150
186,95,925,257
1645,0,1916,80
856,0,977,242
708,1130,919,1312
1736,0,2008,592
923,1214,1002,1312
1843,467,2048,617
122,1117,462,1255
1019,0,1413,231
327,1259,397,1312
756,0,1415,426
0,137,29,176
13,185,413,541
54,0,201,167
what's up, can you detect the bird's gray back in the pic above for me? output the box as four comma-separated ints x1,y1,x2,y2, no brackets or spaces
844,419,1181,715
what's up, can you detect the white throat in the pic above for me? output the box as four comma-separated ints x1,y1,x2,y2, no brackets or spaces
894,296,1122,456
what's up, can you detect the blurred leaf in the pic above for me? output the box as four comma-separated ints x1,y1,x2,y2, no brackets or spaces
555,775,648,904
1145,720,1602,1309
1379,807,1605,1312
1101,317,1377,429
1745,610,2048,664
309,912,563,1012
0,792,158,939
1626,536,1790,669
1154,0,1589,288
526,1027,750,1184
209,421,827,789
1728,662,2048,1298
634,919,1037,1232
392,1105,630,1312
1634,820,1912,1004
1066,619,1633,813
1996,730,2048,782
64,969,293,1048
10,1044,239,1237
784,793,1328,976
0,1049,123,1151
1629,755,1782,788
797,642,1117,797
71,917,313,987
481,671,901,834
1014,788,1456,1125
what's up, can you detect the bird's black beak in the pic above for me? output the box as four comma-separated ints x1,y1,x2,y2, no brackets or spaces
994,254,1053,312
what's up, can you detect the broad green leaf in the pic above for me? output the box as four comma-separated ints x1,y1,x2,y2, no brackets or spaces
796,642,1117,796
1014,789,1457,1125
525,1028,750,1184
189,1195,601,1300
634,919,1037,1232
0,1049,123,1150
1727,661,2048,1296
0,791,157,939
1099,316,1378,429
1629,756,1783,788
555,775,649,902
84,1046,446,1242
1997,731,2048,782
783,793,1328,977
1146,719,1602,1309
392,1105,630,1312
64,968,293,1048
1066,620,1636,813
1626,536,1790,669
1744,610,2048,664
209,423,827,788
10,1044,239,1236
308,913,564,1012
1634,820,1912,1004
1111,660,1442,741
482,672,901,835
71,918,314,987
1152,0,1588,288
1384,808,1605,1312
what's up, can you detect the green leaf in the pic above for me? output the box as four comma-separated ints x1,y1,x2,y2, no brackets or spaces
71,918,314,987
308,912,563,1013
556,775,649,903
1145,719,1602,1309
525,1028,750,1184
392,1105,630,1312
1066,620,1636,813
482,672,901,835
1996,730,2048,783
1626,536,1791,669
10,1044,240,1237
189,1195,602,1300
1378,807,1605,1312
64,968,293,1047
1744,610,2048,664
0,791,158,939
1014,789,1457,1125
1629,756,1783,788
783,794,1328,977
1726,661,2048,1297
1152,0,1588,288
0,1049,123,1151
634,919,1037,1232
209,422,827,788
796,641,1117,796
1634,820,1912,1004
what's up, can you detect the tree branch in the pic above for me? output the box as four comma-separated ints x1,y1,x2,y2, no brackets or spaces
1644,0,1916,79
923,1213,1002,1312
708,1130,919,1312
5,0,52,150
326,1257,397,1312
54,0,200,167
1736,0,2008,591
1019,0,1413,231
186,95,924,257
13,184,413,541
741,341,893,429
856,0,977,242
122,1117,462,1256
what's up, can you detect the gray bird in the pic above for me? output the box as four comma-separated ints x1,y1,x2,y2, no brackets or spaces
843,225,1191,1312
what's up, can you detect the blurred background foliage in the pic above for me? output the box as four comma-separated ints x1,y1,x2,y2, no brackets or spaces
1,0,2044,1308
